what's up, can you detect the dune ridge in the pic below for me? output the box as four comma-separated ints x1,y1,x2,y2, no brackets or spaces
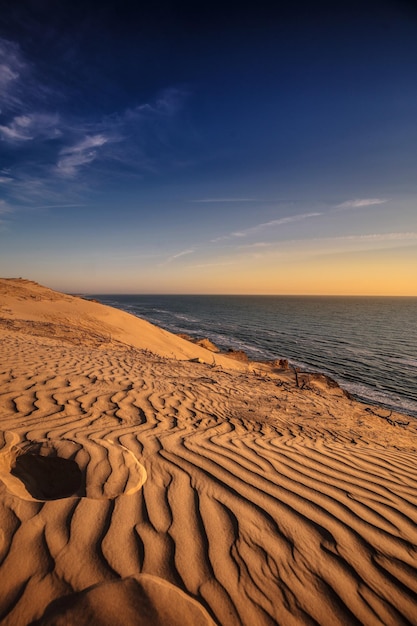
0,278,417,625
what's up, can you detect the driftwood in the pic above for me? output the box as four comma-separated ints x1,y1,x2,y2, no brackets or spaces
292,365,300,388
364,406,409,427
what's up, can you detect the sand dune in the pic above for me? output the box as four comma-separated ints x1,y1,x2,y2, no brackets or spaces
0,278,416,625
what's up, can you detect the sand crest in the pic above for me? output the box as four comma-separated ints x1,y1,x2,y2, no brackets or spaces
31,574,216,626
0,278,417,625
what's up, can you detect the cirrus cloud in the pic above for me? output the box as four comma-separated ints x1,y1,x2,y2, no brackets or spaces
334,198,388,210
163,248,195,264
56,134,110,176
0,113,61,142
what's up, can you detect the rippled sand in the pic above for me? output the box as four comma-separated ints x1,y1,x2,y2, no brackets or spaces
1,279,416,625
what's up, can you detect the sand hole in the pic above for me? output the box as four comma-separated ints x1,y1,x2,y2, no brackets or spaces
11,453,82,500
0,434,147,501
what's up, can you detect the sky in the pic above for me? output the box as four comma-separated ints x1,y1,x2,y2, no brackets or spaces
0,0,416,295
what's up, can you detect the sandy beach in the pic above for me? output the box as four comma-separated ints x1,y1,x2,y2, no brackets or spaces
0,278,416,626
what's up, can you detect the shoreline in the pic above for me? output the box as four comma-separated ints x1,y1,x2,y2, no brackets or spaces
1,278,417,625
157,322,417,421
87,293,417,419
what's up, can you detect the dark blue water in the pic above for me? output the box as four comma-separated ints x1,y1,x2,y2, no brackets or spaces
91,295,417,418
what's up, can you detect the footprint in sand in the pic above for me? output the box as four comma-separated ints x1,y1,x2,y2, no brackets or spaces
0,431,147,501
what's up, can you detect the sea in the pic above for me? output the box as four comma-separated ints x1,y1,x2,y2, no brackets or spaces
91,295,417,418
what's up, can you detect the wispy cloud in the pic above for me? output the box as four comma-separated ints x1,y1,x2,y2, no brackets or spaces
232,212,322,237
273,232,417,256
56,134,110,176
195,197,258,203
277,232,417,248
0,38,26,111
294,231,417,261
1,36,189,191
164,248,195,264
333,232,417,242
210,212,322,243
0,37,53,112
126,88,188,120
221,231,417,264
154,88,188,116
29,203,87,210
0,113,61,142
0,172,90,207
238,241,272,249
334,198,388,210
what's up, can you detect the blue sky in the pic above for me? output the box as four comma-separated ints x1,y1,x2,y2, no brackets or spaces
1,0,417,294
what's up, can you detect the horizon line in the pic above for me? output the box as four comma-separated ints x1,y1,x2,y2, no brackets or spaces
78,291,417,298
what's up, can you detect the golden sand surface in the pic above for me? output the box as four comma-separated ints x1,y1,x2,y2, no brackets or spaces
0,278,416,625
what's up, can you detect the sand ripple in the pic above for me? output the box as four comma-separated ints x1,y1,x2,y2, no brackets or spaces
1,329,417,625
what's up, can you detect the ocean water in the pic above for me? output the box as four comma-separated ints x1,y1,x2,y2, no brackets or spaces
91,295,417,418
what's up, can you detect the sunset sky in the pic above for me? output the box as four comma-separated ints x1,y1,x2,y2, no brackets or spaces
1,0,416,295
